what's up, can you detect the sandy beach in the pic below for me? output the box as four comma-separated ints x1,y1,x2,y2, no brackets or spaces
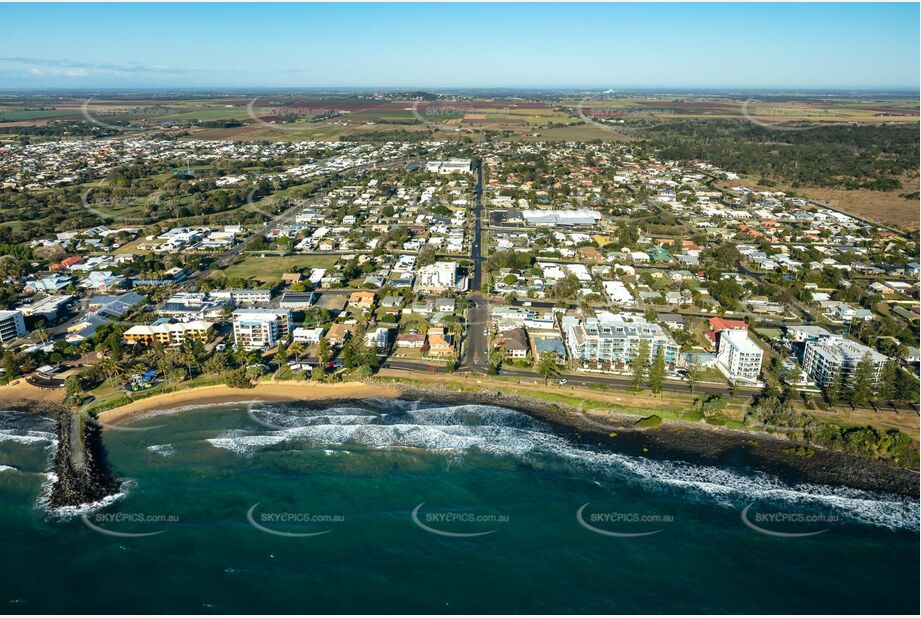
0,380,66,405
97,381,402,425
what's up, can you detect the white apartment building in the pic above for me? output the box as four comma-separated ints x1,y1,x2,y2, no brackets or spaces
565,312,678,368
802,335,887,389
716,329,763,383
425,159,473,174
416,261,466,292
292,327,325,345
232,309,293,350
0,310,27,344
212,289,272,305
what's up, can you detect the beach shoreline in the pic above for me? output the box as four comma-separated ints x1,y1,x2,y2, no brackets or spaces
95,381,403,424
3,378,917,498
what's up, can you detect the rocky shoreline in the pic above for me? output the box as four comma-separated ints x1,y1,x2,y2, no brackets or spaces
4,383,917,507
3,400,120,509
393,384,920,499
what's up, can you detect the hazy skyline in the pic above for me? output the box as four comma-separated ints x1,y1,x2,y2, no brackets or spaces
1,2,918,90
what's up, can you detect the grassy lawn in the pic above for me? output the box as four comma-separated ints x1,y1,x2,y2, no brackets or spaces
224,254,340,282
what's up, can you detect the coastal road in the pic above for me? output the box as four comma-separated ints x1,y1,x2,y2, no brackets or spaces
461,158,489,373
382,359,757,398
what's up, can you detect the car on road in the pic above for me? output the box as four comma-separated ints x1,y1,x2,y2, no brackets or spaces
558,378,568,385
483,329,488,336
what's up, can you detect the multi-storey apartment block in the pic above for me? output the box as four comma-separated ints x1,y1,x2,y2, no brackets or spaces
716,329,763,383
0,310,27,344
232,309,293,350
802,335,887,389
565,312,678,368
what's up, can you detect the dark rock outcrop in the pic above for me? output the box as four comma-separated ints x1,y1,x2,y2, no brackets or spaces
48,408,120,508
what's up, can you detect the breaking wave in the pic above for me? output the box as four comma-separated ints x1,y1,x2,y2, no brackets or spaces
34,473,132,521
203,400,920,532
147,444,176,458
0,429,57,447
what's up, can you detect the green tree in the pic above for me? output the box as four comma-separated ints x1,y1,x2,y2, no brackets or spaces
826,366,845,406
848,353,875,407
316,337,331,365
537,351,562,385
877,359,899,403
631,339,650,390
649,346,666,394
685,356,703,394
287,341,304,364
224,367,254,389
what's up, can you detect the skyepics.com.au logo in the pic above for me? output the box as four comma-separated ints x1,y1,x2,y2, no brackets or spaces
739,98,820,132
576,503,671,538
81,511,178,538
410,100,510,133
245,98,341,133
246,503,344,538
81,97,183,132
740,502,838,538
411,502,509,538
575,97,629,135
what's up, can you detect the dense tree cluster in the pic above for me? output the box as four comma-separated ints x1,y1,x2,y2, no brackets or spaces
645,121,918,190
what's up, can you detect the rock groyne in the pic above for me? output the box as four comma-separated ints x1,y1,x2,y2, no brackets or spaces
48,407,120,508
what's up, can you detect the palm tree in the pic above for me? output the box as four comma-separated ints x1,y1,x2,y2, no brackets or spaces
288,342,304,364
99,357,126,390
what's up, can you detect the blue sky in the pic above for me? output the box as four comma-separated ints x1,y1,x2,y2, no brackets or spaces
0,3,918,90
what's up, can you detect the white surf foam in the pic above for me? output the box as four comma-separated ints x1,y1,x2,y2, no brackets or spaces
34,474,132,520
0,429,58,447
147,443,176,458
230,402,919,531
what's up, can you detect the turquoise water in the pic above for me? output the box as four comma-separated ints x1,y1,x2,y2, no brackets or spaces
1,401,918,614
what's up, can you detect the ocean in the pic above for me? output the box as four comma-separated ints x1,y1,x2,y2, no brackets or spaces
1,400,918,614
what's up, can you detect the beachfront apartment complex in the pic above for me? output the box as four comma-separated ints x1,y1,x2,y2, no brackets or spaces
0,309,27,344
802,335,887,389
715,328,763,383
123,320,214,347
565,312,678,368
232,309,293,350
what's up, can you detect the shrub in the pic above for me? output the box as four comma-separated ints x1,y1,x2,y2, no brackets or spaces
634,415,662,428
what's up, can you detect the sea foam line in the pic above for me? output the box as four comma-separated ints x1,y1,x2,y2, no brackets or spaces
227,402,920,531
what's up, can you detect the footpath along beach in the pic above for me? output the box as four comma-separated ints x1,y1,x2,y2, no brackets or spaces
1,377,917,498
59,379,917,499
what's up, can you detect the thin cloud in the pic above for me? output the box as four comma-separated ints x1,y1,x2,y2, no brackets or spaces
0,57,194,76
